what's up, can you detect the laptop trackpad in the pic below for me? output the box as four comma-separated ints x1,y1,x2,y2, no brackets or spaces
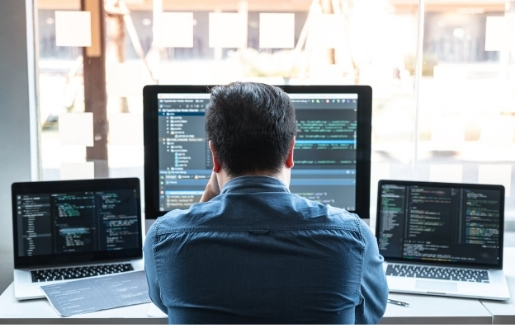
416,280,457,292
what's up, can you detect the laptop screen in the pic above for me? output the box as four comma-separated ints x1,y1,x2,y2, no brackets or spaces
376,180,504,269
12,178,142,268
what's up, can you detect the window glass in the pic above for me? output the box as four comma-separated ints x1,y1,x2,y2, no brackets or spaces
35,0,515,223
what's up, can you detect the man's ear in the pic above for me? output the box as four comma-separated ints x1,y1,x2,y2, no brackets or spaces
285,137,295,169
209,141,222,173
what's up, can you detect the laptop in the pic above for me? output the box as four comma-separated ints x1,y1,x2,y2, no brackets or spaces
11,177,144,300
376,179,510,301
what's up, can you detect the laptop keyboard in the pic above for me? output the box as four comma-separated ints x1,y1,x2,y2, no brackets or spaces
386,264,490,283
31,263,134,283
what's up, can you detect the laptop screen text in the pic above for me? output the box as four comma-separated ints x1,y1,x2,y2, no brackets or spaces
377,183,503,268
16,189,140,258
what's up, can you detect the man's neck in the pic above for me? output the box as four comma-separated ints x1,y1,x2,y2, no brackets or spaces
219,168,291,189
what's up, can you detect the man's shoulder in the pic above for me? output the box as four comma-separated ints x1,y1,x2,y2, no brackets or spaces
318,205,374,240
299,201,362,228
148,199,225,231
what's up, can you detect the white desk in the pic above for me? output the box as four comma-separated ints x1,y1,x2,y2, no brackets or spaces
0,283,496,324
480,247,515,324
2,250,515,324
0,283,167,324
381,292,492,324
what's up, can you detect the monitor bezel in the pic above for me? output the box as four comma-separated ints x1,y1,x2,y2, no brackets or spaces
143,84,372,219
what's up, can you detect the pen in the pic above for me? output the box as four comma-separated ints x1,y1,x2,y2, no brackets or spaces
387,298,410,307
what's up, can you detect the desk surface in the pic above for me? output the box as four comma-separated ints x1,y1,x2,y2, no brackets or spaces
2,249,515,324
0,282,493,325
479,247,515,325
0,282,167,324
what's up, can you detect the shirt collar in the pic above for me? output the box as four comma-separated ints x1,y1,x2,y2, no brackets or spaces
221,176,291,195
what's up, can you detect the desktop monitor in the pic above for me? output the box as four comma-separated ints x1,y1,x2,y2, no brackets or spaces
143,85,372,219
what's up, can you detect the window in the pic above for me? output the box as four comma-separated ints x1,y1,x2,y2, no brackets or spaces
35,0,515,225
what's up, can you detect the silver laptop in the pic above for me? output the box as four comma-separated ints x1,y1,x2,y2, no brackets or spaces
376,179,510,301
11,177,144,300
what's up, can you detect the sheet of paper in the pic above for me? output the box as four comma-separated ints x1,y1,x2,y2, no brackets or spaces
485,16,515,51
209,12,245,48
108,113,143,145
306,14,345,49
59,112,94,146
160,12,194,48
41,271,150,317
259,13,295,49
55,11,92,47
107,62,147,97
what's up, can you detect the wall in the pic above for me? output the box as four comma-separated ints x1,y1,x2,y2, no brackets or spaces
0,0,39,293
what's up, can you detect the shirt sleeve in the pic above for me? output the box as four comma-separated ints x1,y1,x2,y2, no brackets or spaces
354,219,389,324
143,220,167,314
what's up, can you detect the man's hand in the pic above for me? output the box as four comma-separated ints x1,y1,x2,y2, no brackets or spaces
199,171,221,202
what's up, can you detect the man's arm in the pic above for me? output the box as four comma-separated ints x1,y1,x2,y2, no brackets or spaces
355,220,389,324
143,222,167,314
199,171,220,202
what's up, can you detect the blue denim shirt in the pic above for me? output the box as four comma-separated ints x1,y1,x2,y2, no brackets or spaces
144,176,388,324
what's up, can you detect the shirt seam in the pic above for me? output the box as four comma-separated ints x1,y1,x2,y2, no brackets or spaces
151,220,165,308
354,218,367,315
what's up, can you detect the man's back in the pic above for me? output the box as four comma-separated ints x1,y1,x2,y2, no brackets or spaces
144,177,387,324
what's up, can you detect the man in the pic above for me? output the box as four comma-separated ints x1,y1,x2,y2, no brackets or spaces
144,82,388,324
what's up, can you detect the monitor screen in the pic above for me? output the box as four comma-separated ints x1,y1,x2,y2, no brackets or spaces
143,85,372,219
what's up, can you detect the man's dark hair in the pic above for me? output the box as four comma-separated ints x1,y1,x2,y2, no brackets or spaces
206,82,296,177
